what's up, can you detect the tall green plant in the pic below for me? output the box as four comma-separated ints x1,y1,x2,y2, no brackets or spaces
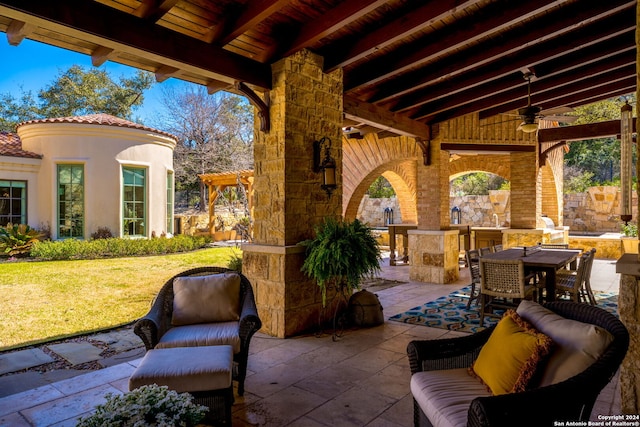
301,217,381,306
0,223,44,257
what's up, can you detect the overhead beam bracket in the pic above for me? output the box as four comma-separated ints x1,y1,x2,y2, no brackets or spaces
235,81,270,132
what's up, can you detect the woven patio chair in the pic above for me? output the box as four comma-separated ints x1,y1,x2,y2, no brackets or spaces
492,244,503,252
478,246,492,257
133,266,262,396
465,249,481,309
407,301,629,427
555,248,597,304
478,258,536,326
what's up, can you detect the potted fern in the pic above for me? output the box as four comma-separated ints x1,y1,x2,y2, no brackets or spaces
301,217,382,307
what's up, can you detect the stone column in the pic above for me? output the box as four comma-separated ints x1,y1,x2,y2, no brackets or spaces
615,255,640,413
510,151,540,229
242,49,343,337
410,142,460,284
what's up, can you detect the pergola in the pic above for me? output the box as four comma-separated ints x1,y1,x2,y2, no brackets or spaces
199,169,253,234
1,4,638,408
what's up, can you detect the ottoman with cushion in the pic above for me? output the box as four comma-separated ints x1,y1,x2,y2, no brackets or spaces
133,266,262,396
129,345,234,426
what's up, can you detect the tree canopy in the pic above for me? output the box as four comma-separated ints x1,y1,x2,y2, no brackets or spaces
563,95,636,191
152,84,254,210
0,65,154,132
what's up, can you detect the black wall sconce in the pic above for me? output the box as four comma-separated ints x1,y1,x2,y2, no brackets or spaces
313,136,337,198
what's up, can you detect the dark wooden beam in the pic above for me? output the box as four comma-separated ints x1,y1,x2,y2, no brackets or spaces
417,55,635,122
280,0,388,59
429,75,635,127
323,0,480,72
364,3,634,104
0,0,272,90
217,0,287,46
390,31,635,115
441,143,535,153
91,45,116,66
345,0,565,91
343,95,431,139
6,19,35,45
538,119,637,143
477,67,636,120
134,0,179,22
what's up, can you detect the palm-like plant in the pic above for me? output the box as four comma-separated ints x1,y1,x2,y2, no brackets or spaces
301,217,381,306
0,223,44,257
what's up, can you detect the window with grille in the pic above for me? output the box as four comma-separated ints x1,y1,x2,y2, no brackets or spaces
0,180,26,226
123,167,146,237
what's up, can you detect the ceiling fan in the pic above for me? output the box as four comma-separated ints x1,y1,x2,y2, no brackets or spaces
515,72,577,133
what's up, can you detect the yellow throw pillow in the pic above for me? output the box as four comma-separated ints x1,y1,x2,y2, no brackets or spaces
470,310,552,395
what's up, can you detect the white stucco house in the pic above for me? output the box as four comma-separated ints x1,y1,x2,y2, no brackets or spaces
0,114,177,240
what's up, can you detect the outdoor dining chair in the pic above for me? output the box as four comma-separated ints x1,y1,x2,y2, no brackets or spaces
465,249,481,309
478,258,537,326
554,248,597,304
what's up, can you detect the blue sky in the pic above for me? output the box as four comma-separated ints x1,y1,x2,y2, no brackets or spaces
0,38,179,124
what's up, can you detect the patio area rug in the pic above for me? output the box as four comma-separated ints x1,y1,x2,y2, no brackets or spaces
388,286,618,334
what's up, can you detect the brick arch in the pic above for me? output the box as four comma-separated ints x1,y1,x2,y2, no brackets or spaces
342,134,419,222
447,154,511,180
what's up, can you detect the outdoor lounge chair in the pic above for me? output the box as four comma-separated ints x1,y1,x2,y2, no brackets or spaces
133,266,262,395
407,301,628,427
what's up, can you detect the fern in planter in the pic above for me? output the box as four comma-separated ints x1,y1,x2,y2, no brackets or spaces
301,217,381,306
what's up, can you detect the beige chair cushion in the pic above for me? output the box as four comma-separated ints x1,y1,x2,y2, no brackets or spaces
172,273,241,325
129,345,233,392
516,300,614,386
156,322,241,353
411,368,492,427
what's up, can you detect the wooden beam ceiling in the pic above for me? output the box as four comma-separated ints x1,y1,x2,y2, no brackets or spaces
0,0,635,141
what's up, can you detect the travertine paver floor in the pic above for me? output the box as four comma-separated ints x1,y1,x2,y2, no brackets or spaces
0,256,623,426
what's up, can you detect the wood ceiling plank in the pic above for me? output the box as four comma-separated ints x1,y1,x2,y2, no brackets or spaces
323,0,481,72
428,70,635,126
365,1,635,105
414,49,636,121
217,0,289,46
279,0,388,59
475,64,636,120
0,0,271,90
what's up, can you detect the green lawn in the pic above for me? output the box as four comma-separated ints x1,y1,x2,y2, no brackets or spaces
0,247,239,351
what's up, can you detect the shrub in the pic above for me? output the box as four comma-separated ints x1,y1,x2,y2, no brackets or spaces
621,222,637,237
0,223,45,257
227,250,243,272
30,235,210,260
91,227,114,240
77,384,207,427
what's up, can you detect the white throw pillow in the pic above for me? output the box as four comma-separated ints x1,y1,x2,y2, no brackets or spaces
516,300,613,386
172,272,241,325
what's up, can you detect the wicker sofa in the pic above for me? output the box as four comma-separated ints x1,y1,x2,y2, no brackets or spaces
133,266,262,396
407,301,629,427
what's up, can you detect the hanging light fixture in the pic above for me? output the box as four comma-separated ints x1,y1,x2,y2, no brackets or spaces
313,137,337,198
620,101,633,224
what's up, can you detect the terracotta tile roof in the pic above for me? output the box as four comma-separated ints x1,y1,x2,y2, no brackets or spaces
0,132,42,159
17,113,177,141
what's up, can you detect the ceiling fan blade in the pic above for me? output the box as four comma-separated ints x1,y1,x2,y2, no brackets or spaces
539,106,574,116
540,115,578,123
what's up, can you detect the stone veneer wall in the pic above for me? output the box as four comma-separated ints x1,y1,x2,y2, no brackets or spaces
358,186,634,232
243,49,343,337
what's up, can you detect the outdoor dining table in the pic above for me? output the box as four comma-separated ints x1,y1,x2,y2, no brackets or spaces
481,247,581,302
